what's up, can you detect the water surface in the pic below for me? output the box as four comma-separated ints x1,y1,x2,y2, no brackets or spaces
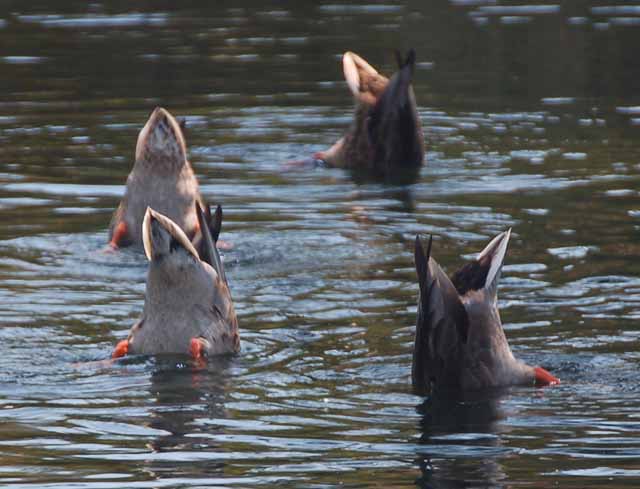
1,1,640,487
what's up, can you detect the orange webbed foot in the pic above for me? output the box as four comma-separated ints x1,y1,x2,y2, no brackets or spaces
189,338,205,360
189,337,212,368
534,367,560,386
109,221,129,249
112,339,129,359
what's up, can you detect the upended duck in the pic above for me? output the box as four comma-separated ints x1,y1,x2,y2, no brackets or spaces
413,230,559,394
112,203,239,360
297,50,425,182
109,107,208,249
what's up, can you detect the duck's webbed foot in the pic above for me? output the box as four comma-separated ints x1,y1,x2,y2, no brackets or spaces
189,337,211,362
112,339,130,359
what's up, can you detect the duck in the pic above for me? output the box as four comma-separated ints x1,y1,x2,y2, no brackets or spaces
108,107,206,249
413,230,559,394
112,202,239,360
313,50,425,182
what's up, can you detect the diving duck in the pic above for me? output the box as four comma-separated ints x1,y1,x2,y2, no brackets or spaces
112,202,239,360
413,230,559,394
314,50,425,182
109,107,206,249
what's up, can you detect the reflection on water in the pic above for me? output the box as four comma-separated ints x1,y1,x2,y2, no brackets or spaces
1,1,640,488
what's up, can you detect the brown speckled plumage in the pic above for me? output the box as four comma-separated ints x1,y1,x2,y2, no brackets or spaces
108,107,205,248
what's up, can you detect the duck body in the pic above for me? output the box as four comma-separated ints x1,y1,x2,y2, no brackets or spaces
318,50,425,183
413,230,559,395
109,107,204,248
113,203,239,360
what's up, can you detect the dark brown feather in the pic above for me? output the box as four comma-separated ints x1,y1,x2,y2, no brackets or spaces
413,236,470,395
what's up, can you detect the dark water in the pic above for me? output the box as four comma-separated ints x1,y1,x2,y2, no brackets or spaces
1,1,640,487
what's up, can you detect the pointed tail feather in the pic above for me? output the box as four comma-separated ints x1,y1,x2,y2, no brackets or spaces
414,235,432,295
210,204,222,243
480,228,511,299
195,202,227,284
413,235,469,395
450,229,511,302
394,48,416,71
